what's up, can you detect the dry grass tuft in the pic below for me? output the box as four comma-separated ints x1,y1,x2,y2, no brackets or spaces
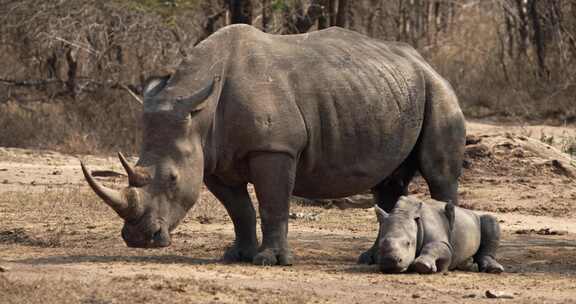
0,187,121,249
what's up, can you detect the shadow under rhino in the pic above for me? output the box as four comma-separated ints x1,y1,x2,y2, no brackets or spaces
11,255,214,266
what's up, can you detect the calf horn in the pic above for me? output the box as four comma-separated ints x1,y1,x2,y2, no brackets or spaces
80,161,131,218
118,152,148,187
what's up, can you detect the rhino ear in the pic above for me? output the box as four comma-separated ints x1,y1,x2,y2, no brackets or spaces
177,62,226,115
143,75,171,98
176,76,219,113
374,205,389,223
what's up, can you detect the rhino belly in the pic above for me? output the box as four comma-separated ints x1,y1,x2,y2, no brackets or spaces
292,114,422,198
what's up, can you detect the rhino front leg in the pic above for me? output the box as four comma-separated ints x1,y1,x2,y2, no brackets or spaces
417,73,466,207
204,176,258,263
474,215,504,273
249,153,295,266
412,241,452,274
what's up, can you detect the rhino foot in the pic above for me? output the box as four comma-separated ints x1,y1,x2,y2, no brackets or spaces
477,257,504,274
412,257,437,274
222,243,257,263
357,248,377,265
253,248,293,266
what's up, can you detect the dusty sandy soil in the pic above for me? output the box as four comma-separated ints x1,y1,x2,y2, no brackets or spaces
0,121,575,303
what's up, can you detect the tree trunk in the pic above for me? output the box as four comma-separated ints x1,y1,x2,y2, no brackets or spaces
515,0,528,56
317,0,329,29
328,0,336,25
335,0,348,27
262,0,270,32
282,0,324,34
229,0,252,24
528,0,548,78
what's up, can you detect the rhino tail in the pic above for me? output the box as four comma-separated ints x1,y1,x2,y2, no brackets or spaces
474,214,505,273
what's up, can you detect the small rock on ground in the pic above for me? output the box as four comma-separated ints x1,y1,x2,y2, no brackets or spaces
485,290,514,299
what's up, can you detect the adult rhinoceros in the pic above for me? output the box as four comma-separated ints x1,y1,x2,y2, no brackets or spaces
81,24,465,266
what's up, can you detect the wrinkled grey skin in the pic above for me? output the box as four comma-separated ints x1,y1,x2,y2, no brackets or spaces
81,24,466,265
375,196,504,274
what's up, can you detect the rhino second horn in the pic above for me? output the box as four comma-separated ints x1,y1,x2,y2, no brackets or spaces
118,152,148,187
80,161,132,218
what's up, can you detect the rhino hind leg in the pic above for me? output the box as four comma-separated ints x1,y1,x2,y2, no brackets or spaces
474,215,504,273
416,76,466,206
357,157,418,265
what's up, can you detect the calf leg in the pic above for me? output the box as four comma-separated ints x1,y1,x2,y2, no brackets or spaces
249,153,296,266
204,175,258,263
474,215,504,273
412,241,453,274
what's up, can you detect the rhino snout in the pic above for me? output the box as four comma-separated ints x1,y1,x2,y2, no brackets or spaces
378,256,406,273
151,228,171,247
121,226,171,248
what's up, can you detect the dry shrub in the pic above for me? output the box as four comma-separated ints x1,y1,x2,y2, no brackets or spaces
0,0,209,154
0,186,112,248
421,3,576,123
0,101,98,153
349,1,576,123
0,0,574,155
0,94,140,154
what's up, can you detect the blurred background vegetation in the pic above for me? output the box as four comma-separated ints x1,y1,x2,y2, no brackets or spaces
0,0,575,154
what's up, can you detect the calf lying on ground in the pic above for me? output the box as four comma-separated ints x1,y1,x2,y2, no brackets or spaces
375,196,504,274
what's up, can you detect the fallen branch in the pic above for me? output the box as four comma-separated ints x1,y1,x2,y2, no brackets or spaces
50,36,99,55
121,84,143,104
0,78,63,86
0,77,144,106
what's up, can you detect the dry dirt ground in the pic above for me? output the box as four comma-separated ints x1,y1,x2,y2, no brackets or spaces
0,121,575,304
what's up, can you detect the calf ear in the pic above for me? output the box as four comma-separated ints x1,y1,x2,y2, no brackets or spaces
444,203,455,232
374,205,389,223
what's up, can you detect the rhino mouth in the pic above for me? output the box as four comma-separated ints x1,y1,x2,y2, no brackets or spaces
379,264,408,274
122,226,171,248
378,256,409,273
150,228,171,247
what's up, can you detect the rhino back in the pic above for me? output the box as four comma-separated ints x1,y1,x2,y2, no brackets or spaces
214,26,427,197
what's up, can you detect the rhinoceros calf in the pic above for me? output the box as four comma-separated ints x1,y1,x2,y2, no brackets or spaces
81,24,466,266
375,196,504,274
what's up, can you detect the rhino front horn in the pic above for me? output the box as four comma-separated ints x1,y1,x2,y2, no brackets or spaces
118,152,149,187
80,161,133,218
